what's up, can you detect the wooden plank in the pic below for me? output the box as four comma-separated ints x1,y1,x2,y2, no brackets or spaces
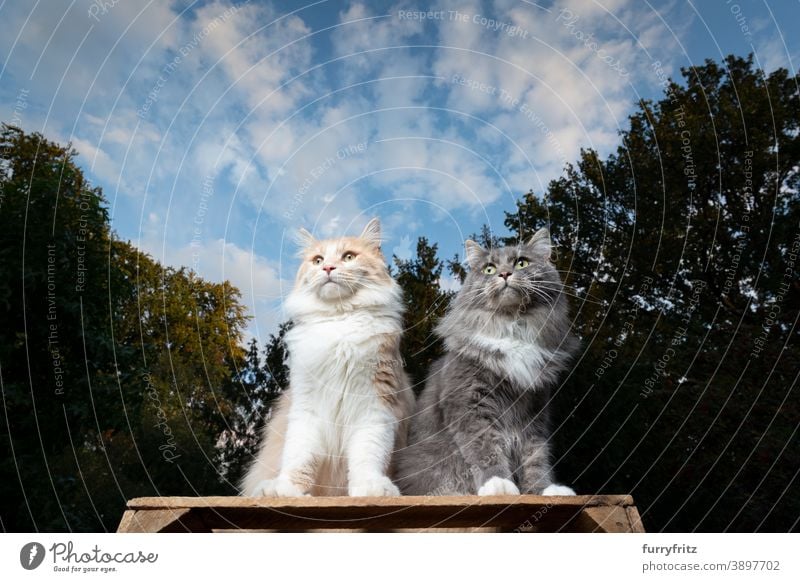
188,505,550,531
563,505,638,533
127,494,632,510
391,527,502,533
124,496,589,532
583,506,634,533
120,495,641,533
116,508,210,533
116,510,139,533
117,508,191,533
626,505,646,533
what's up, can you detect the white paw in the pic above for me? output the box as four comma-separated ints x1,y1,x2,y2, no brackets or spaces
542,483,576,496
349,475,401,497
252,478,309,497
251,479,277,497
477,476,520,496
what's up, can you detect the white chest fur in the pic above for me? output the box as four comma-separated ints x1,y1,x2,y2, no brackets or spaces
288,311,394,374
285,311,400,421
471,332,554,387
271,309,403,497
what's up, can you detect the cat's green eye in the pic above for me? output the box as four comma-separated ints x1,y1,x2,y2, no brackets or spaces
312,256,324,265
483,264,497,275
342,252,357,262
515,258,530,270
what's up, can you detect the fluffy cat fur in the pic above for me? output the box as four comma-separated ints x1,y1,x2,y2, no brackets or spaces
241,218,413,497
393,228,578,497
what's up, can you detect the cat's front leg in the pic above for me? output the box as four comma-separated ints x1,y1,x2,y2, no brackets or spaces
446,400,517,495
258,406,324,497
518,438,575,495
345,409,400,497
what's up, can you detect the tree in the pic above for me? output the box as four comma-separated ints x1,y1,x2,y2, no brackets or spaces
393,238,451,393
504,55,799,532
217,324,289,487
0,125,250,531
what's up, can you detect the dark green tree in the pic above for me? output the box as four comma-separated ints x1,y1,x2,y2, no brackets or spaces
393,237,451,393
504,55,799,532
218,324,289,487
0,125,250,531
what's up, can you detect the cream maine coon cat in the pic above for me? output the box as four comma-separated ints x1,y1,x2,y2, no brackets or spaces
241,218,413,497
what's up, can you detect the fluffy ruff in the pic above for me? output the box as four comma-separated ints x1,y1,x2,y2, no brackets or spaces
241,221,413,497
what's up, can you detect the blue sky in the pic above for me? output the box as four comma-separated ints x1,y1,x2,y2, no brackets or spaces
1,0,797,341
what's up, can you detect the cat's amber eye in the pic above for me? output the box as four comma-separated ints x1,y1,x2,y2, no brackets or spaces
312,256,324,265
342,252,357,262
483,264,497,275
515,258,530,270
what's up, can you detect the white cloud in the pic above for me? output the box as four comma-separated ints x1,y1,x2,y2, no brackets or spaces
438,274,463,293
142,236,289,342
71,136,120,185
190,0,313,112
1,0,708,336
752,31,795,74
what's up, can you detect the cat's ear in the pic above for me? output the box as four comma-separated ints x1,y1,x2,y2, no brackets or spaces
464,239,486,269
525,227,552,260
359,217,382,249
294,227,316,250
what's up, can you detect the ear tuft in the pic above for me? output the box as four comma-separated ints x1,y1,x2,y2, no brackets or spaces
464,239,486,269
359,217,382,248
294,227,316,249
525,227,552,259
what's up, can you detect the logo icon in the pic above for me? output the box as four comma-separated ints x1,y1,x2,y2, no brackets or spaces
20,542,45,570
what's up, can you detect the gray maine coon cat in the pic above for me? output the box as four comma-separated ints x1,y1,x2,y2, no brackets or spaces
393,228,578,496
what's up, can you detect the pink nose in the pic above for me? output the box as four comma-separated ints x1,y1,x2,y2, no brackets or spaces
499,272,512,280
322,265,336,275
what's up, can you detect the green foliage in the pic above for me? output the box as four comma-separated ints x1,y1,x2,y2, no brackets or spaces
504,55,799,532
0,125,253,531
217,325,289,487
393,237,451,393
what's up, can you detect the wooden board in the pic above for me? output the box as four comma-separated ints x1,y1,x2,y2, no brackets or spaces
117,495,644,533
